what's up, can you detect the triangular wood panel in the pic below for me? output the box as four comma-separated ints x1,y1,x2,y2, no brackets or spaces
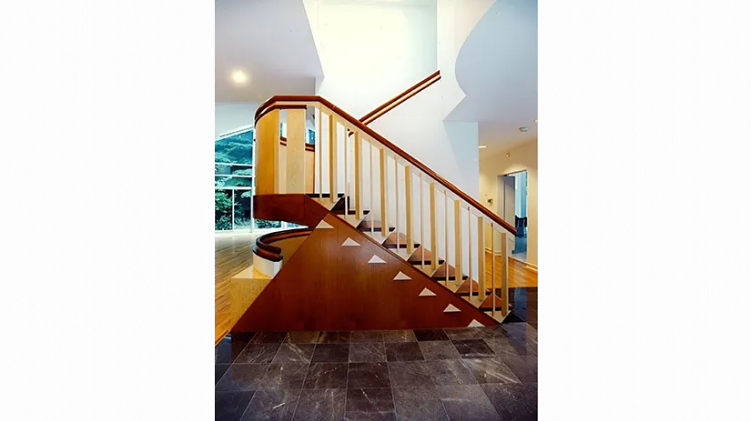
431,262,468,281
455,280,487,296
407,246,444,265
233,212,497,331
479,294,514,311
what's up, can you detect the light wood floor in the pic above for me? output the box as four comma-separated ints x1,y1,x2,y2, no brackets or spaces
215,233,255,344
484,250,538,289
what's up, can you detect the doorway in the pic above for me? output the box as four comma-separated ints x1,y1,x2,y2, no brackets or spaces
497,170,528,261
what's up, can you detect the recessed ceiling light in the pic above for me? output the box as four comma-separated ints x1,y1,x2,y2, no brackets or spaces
534,119,538,123
478,145,487,149
519,127,529,132
231,70,249,85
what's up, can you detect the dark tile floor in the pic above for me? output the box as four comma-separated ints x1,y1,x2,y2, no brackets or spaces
509,287,538,329
216,323,537,421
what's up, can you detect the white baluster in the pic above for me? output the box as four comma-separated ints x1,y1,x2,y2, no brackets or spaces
379,148,388,234
328,114,337,203
444,191,449,285
394,157,399,250
491,223,496,317
369,140,374,234
501,231,509,316
420,173,425,269
344,128,349,217
468,205,472,300
317,107,322,199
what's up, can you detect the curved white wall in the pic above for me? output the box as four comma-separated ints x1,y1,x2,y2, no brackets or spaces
304,0,498,272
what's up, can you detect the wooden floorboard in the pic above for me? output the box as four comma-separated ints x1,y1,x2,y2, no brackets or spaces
483,250,538,289
215,233,255,344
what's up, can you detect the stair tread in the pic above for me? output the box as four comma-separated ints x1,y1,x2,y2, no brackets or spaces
455,279,487,296
479,294,513,310
306,193,345,198
357,220,395,232
309,197,342,211
332,209,371,216
416,265,440,277
393,248,413,260
463,295,483,307
407,246,445,265
383,232,420,249
363,230,391,245
441,280,461,293
484,311,510,323
431,262,469,281
339,212,372,228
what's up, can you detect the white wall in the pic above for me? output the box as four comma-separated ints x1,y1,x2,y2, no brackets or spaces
302,0,499,275
305,0,492,196
215,102,260,139
479,139,538,265
437,0,495,118
311,0,437,117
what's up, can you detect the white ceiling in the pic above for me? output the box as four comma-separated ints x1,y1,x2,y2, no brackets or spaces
215,0,324,102
447,0,537,155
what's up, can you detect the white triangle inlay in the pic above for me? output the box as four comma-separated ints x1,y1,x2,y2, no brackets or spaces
393,271,411,281
341,237,360,247
368,255,386,264
444,304,461,313
316,220,333,229
468,319,483,327
419,288,436,297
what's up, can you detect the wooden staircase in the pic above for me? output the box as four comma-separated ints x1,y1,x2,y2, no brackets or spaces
350,205,513,322
248,84,519,327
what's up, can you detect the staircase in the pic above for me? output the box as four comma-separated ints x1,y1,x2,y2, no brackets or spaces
352,210,514,320
247,86,517,329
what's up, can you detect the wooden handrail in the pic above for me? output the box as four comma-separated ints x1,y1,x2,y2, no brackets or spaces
254,96,517,236
359,70,441,125
253,227,313,262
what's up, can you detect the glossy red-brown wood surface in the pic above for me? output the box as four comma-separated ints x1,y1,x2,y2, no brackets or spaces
233,212,497,332
253,194,332,228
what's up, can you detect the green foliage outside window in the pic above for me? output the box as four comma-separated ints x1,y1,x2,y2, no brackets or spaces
215,191,233,230
215,130,253,164
215,128,309,231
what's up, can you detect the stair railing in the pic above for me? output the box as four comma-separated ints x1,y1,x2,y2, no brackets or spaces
254,96,517,318
357,70,441,127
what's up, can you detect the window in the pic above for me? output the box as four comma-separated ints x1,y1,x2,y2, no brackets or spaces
215,129,270,231
214,126,316,231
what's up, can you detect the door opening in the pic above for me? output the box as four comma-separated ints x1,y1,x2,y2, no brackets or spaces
497,171,528,261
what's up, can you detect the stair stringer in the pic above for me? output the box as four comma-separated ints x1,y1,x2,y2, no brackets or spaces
233,212,497,332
